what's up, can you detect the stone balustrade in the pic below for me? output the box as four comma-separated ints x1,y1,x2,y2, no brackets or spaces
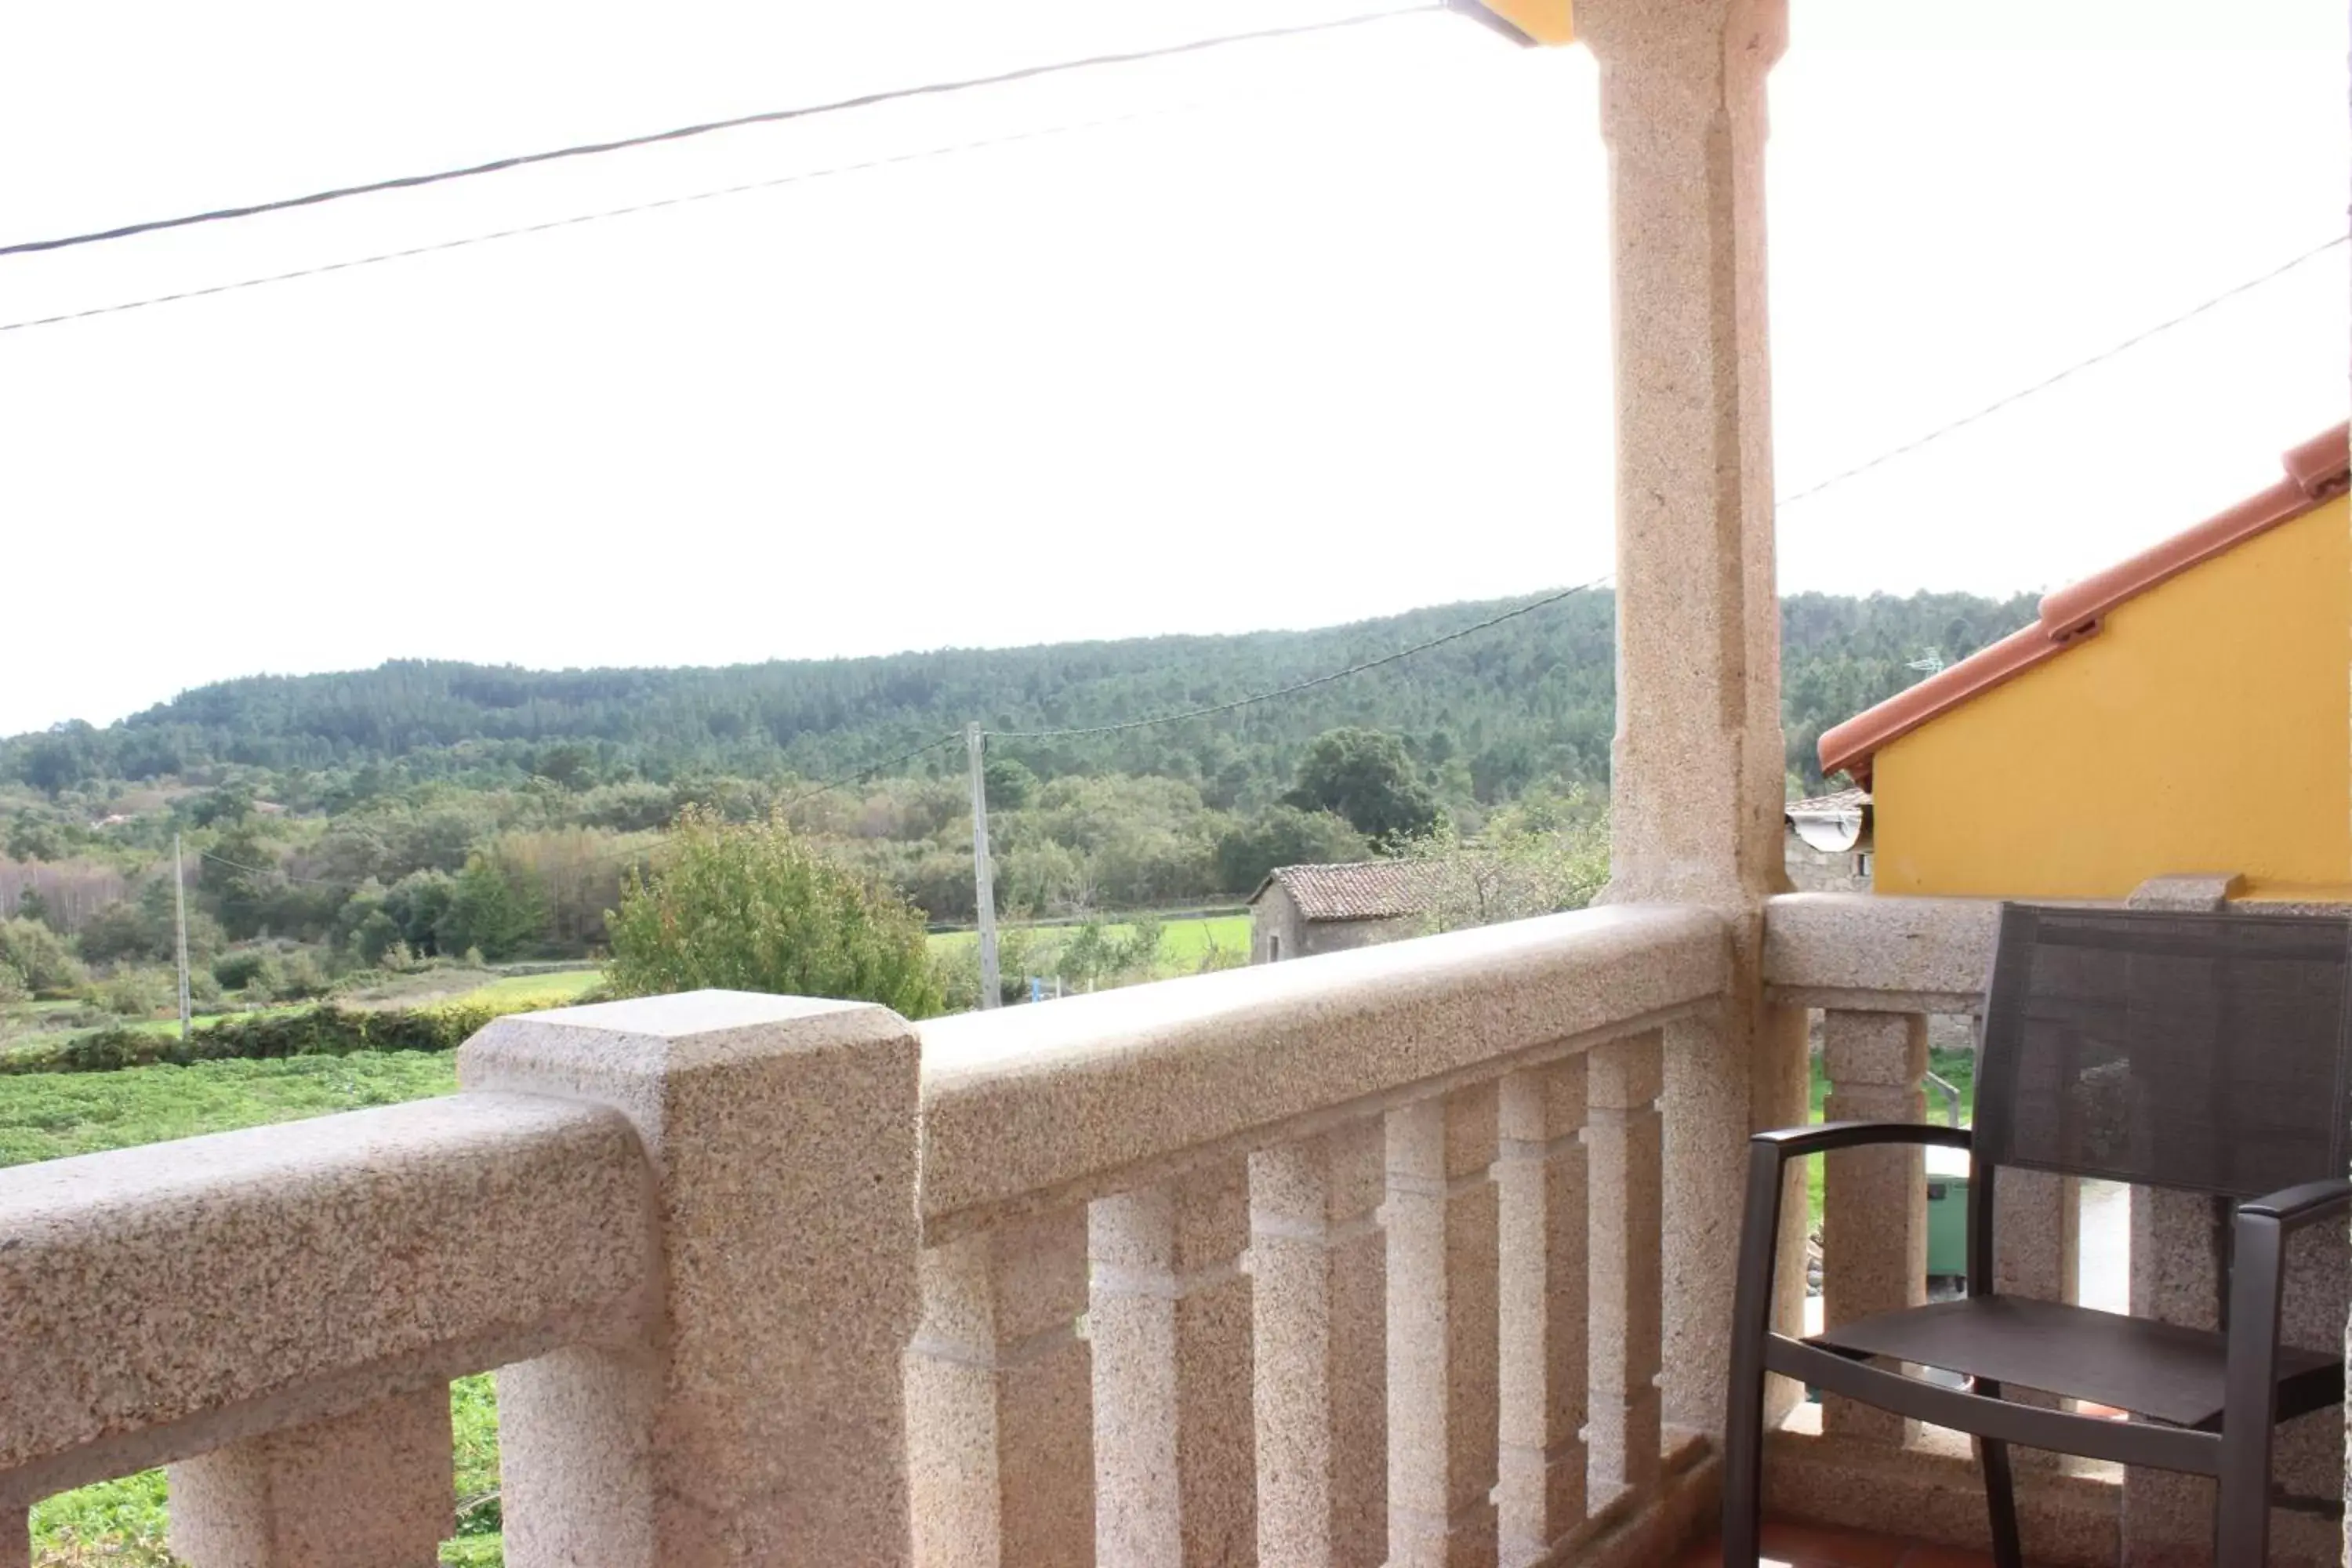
8,896,2342,1567
0,906,1730,1568
909,902,1728,1567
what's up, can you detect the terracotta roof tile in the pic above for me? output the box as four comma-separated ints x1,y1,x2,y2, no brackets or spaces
1819,423,2350,785
1255,860,1442,922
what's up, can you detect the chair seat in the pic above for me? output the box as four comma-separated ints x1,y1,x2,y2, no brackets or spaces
1809,1295,2343,1430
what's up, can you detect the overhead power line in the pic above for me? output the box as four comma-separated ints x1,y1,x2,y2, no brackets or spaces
0,100,1210,336
1775,231,2350,508
0,3,1441,260
776,731,966,811
987,576,1612,742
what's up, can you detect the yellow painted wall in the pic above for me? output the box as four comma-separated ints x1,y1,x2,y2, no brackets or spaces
1871,493,2350,901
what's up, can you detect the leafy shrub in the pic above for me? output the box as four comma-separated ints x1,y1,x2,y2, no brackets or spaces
5,1000,507,1075
96,969,171,1018
212,949,277,991
605,808,939,1018
0,916,85,995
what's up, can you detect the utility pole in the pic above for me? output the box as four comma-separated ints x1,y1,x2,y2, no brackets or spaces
965,723,1001,1009
172,832,192,1041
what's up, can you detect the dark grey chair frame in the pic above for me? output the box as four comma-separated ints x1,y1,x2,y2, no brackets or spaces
1719,908,2352,1566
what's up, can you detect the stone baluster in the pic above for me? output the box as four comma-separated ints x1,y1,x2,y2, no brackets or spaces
1819,1011,1927,1446
1495,1057,1590,1567
1588,1029,1664,1504
1384,1081,1501,1568
906,1207,1094,1568
1090,1156,1258,1566
1250,1121,1388,1568
166,1387,452,1568
459,993,924,1568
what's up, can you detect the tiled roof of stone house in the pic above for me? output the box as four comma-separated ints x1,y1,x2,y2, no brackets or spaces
1250,860,1444,923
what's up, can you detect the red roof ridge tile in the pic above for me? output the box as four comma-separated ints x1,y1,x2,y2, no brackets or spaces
1819,423,2350,786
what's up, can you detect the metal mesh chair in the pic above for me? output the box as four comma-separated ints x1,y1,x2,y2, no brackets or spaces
1722,904,2352,1565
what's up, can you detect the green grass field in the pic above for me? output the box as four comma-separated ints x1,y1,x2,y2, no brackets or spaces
927,913,1250,975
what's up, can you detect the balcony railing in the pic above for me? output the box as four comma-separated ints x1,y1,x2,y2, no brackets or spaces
1,895,2345,1566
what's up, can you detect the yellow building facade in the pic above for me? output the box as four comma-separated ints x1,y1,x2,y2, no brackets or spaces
1819,426,2350,902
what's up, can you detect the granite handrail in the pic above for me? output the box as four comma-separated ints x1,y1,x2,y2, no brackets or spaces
918,902,1730,1240
0,1094,652,1515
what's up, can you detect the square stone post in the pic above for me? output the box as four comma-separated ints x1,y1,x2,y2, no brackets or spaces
1578,0,1807,1440
459,991,923,1568
167,1385,453,1568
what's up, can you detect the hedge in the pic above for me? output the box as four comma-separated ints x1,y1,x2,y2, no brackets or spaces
2,1002,510,1076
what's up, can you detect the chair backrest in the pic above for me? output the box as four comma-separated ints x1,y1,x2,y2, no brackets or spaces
1976,904,2352,1200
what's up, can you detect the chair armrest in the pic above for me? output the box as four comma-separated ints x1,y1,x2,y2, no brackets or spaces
1751,1120,1973,1163
2238,1177,2352,1232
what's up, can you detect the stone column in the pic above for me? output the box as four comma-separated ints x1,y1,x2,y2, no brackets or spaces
1494,1057,1588,1567
1588,1029,1664,1500
1384,1083,1502,1568
1818,1011,1927,1446
906,1207,1095,1568
459,991,924,1568
1250,1121,1388,1568
168,1386,452,1568
2,1506,25,1568
1577,0,1807,1439
1091,1156,1258,1566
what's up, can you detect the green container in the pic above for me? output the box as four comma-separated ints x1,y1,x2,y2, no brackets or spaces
1925,1145,1970,1279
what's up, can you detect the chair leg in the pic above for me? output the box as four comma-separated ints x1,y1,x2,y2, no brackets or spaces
2213,1417,2274,1567
1720,1143,1785,1566
2216,1211,2285,1565
1973,1379,2025,1568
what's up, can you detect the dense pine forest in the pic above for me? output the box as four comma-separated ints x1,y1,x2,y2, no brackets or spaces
0,586,2032,996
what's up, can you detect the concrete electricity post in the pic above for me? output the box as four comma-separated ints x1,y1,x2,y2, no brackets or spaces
173,832,192,1041
966,724,1001,1009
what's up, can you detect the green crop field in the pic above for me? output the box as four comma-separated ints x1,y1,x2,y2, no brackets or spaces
927,912,1250,976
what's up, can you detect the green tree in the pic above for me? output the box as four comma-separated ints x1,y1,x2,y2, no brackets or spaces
1400,789,1610,932
604,808,941,1018
205,823,282,939
75,899,167,965
437,853,546,962
1211,805,1370,892
1283,728,1442,844
0,916,86,993
982,753,1039,810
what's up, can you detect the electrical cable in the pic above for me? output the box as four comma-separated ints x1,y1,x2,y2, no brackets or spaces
775,731,966,810
0,98,1213,335
0,3,1442,258
1775,231,2349,508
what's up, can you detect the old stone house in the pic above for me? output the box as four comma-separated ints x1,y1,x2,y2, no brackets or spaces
1247,860,1441,963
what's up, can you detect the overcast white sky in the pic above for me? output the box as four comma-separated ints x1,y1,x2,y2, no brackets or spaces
1,0,2343,736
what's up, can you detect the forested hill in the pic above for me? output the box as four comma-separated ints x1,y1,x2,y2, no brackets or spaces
5,588,2035,797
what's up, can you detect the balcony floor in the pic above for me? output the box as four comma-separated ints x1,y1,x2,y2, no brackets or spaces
1674,1520,2035,1567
